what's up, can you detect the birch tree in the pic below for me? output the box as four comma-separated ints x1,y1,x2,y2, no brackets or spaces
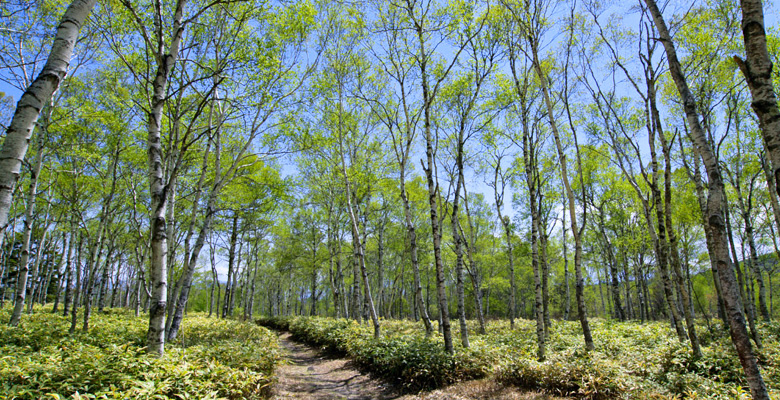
0,0,97,232
402,0,480,354
644,0,769,397
735,0,780,201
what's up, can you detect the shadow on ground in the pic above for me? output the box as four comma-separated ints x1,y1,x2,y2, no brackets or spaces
271,332,572,400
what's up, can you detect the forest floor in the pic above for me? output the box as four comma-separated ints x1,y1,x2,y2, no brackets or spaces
270,332,569,400
270,332,399,399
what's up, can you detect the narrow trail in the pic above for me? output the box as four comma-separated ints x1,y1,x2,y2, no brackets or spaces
271,332,399,400
271,332,569,400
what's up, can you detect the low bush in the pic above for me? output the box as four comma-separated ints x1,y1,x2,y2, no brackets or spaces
496,319,780,399
260,316,493,389
260,315,779,399
0,307,281,399
255,315,292,331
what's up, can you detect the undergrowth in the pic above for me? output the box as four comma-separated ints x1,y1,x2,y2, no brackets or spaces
258,315,493,389
258,315,779,399
0,307,281,400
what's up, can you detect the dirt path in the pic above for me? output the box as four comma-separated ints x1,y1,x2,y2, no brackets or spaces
271,332,569,400
271,332,399,399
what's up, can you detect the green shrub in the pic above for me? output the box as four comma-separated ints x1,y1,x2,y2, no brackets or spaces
256,315,292,331
260,316,494,390
0,307,281,399
259,314,779,398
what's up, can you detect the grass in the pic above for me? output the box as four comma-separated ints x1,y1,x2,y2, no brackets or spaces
0,307,282,400
3,307,776,399
258,315,779,399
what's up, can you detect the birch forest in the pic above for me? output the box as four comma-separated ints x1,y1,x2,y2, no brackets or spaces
1,0,779,398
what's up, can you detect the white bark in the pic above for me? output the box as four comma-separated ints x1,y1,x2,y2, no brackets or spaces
736,0,780,201
644,0,769,397
122,0,189,356
8,128,44,326
0,0,97,230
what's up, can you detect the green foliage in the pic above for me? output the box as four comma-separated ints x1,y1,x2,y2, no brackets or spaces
499,319,780,399
260,315,779,399
260,316,493,389
0,308,281,399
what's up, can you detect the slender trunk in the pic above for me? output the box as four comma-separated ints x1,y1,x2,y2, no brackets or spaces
109,257,122,309
726,201,758,343
686,254,695,318
166,133,212,331
69,235,83,334
637,262,647,322
166,197,218,339
411,10,452,352
540,231,550,332
450,132,469,348
229,234,242,316
135,0,188,356
645,1,769,396
351,213,361,321
359,196,371,322
336,84,379,338
0,231,8,308
97,255,112,312
28,203,52,314
375,224,384,318
145,63,171,352
502,227,517,314
744,212,770,321
769,272,773,317
735,0,780,201
0,0,98,229
134,269,142,317
652,174,687,340
337,253,347,318
601,219,624,321
562,190,570,320
623,257,633,319
82,241,110,332
596,264,606,316
664,169,701,354
167,133,224,338
212,248,221,318
326,204,343,319
523,129,545,359
80,241,100,330
609,251,622,320
742,244,758,332
82,176,117,331
684,136,728,322
531,35,593,351
495,196,516,329
761,156,780,244
641,76,688,339
8,128,45,326
727,118,770,323
222,213,239,318
52,236,68,313
462,184,486,334
248,246,259,319
134,246,150,318
658,117,700,355
208,241,218,318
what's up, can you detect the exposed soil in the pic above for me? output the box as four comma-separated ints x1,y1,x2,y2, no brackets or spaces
396,380,572,400
271,332,399,399
271,332,571,400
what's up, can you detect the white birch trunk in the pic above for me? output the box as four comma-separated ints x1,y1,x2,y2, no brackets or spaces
736,0,780,201
8,129,44,326
644,1,769,397
0,0,97,229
